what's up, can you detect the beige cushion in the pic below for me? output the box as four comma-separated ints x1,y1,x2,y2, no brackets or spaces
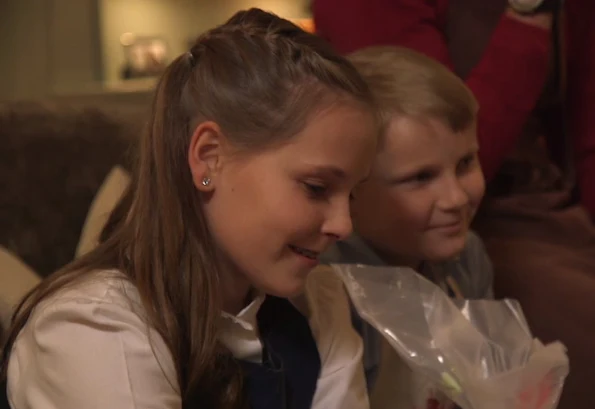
76,166,131,257
0,246,41,328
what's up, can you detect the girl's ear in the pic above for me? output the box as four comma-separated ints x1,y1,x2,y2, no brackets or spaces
188,121,225,192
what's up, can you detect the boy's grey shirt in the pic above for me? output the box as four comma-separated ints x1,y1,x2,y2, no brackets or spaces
322,230,493,298
320,231,493,406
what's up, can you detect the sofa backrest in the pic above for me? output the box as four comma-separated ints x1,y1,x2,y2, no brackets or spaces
0,96,149,276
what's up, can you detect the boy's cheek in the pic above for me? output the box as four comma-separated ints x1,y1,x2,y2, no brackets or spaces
465,169,487,210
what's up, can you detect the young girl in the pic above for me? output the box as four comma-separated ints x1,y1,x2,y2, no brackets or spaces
1,9,378,409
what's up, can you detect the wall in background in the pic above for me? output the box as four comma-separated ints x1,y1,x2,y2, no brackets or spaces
0,0,102,101
99,0,311,84
0,0,50,100
0,0,311,101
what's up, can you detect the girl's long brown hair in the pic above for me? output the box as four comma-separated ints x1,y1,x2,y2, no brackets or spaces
1,8,376,408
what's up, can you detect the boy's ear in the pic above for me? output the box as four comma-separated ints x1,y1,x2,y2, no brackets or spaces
188,121,225,192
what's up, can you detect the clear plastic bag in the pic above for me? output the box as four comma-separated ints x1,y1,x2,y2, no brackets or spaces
333,264,569,409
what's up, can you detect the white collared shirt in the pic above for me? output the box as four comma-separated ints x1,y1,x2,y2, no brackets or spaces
219,294,266,363
7,266,369,409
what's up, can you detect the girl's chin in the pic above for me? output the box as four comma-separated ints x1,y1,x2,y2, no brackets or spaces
263,278,309,300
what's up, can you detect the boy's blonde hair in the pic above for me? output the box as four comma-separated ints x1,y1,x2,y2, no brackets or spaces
349,46,478,136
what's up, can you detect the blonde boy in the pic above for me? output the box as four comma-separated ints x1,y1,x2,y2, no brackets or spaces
323,47,493,409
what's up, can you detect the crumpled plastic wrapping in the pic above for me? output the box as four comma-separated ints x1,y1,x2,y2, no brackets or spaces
333,264,569,409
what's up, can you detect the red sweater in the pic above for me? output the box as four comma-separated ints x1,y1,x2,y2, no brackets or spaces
313,0,595,218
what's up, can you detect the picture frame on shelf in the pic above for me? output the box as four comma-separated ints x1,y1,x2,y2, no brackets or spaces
120,34,169,80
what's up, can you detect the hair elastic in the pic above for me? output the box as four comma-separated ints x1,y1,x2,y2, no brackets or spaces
186,51,196,67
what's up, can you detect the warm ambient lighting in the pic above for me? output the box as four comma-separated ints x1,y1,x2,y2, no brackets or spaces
120,32,136,46
290,18,315,33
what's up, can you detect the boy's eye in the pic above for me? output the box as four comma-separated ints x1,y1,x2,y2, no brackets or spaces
457,154,476,174
405,171,435,185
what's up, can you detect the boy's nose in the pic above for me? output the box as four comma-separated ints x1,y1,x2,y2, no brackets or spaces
439,177,469,210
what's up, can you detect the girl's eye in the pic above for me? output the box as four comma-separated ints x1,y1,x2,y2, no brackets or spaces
303,182,328,199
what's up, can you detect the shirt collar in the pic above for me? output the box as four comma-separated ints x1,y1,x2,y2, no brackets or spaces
220,293,266,331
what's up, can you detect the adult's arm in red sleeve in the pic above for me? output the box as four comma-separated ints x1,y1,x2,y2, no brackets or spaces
565,1,595,219
313,0,551,180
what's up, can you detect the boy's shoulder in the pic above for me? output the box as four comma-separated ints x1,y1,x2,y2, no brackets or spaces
322,231,494,299
460,231,492,275
440,230,494,299
459,230,488,267
322,231,488,266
